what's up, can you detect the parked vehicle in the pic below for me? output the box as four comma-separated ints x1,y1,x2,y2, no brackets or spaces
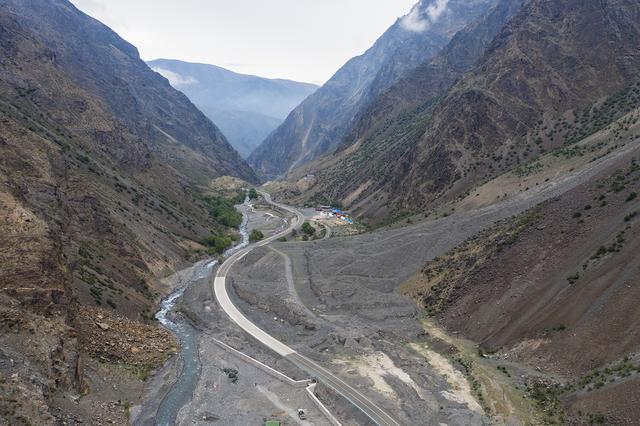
297,409,307,420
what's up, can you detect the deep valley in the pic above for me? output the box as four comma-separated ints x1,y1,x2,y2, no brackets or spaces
2,0,640,425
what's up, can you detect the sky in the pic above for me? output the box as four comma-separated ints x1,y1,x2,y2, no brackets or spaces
69,0,419,85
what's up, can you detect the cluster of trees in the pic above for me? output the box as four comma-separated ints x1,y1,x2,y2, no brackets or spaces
250,229,264,242
195,189,264,256
200,234,234,254
302,221,316,236
201,195,243,227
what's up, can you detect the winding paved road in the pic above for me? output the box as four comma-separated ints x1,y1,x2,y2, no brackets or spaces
213,192,400,426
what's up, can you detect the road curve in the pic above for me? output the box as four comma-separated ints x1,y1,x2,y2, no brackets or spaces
213,191,401,426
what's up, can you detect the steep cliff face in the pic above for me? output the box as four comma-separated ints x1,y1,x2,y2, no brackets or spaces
287,0,524,217
2,0,257,184
398,0,640,208
299,0,640,221
344,0,526,151
0,1,255,423
249,0,498,179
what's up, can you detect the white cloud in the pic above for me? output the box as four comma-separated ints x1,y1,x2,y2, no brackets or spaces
426,0,449,21
151,67,198,88
70,0,419,83
400,4,429,32
400,0,450,33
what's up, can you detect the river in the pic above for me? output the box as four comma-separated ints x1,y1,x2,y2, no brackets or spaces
153,198,250,425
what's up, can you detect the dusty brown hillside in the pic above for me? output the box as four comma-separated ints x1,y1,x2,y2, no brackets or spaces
402,150,640,424
0,1,253,424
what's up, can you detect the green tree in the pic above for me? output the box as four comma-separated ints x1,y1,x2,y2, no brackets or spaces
201,195,242,227
248,188,258,200
201,235,233,254
302,221,316,236
250,229,264,242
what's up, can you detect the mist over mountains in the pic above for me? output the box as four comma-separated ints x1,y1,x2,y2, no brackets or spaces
148,59,318,158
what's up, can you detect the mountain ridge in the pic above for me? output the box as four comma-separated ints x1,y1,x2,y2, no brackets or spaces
148,58,318,158
290,0,640,222
0,1,259,422
249,0,499,179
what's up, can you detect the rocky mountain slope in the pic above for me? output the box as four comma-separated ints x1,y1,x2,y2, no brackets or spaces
249,0,499,179
402,103,640,424
288,0,524,217
294,0,640,222
148,59,318,158
0,0,255,423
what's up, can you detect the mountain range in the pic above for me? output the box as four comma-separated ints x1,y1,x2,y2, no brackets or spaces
3,0,640,423
147,59,318,158
276,0,640,221
248,0,500,179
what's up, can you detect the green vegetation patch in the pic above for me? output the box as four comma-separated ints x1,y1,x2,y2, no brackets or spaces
201,194,243,228
301,221,316,236
200,235,234,255
249,229,264,242
565,82,640,145
513,161,544,177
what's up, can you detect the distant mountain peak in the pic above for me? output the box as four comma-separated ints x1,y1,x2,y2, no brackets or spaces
147,58,318,158
248,0,498,180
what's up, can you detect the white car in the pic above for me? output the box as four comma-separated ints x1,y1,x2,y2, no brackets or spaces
297,409,307,420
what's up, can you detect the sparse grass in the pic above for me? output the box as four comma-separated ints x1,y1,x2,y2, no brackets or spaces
513,161,543,177
414,209,539,316
582,227,628,271
624,211,639,222
567,272,580,285
525,381,565,424
121,400,131,419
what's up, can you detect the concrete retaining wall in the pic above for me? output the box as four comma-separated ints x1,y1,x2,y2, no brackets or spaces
212,338,343,425
305,383,343,426
212,338,310,388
